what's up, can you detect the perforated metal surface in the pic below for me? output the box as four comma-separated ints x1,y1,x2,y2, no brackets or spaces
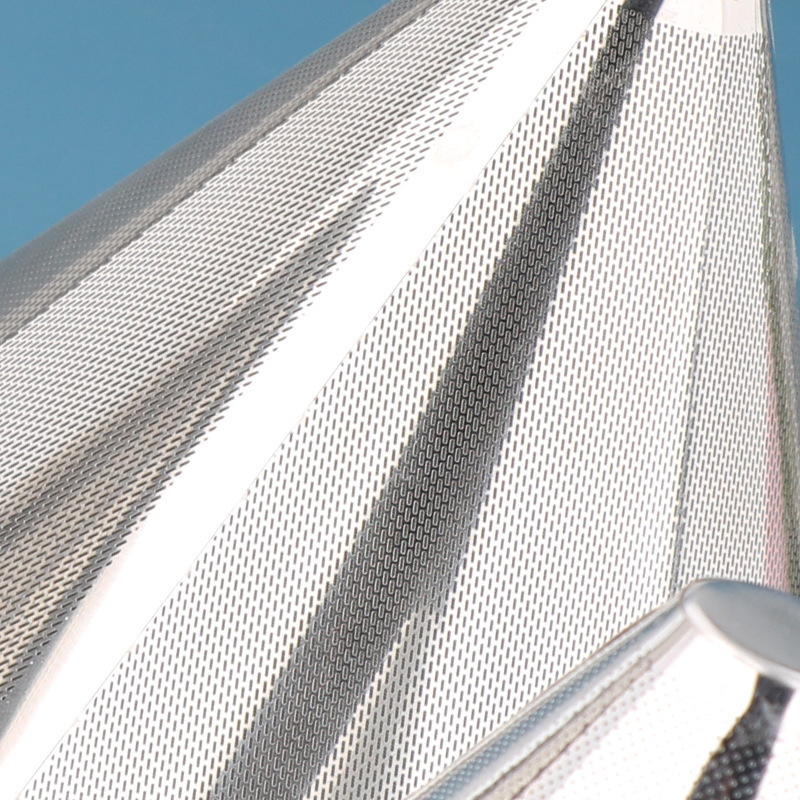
410,582,800,800
0,0,796,797
0,0,439,344
0,0,538,724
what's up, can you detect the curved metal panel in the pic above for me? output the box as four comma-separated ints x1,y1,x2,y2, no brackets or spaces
0,0,795,797
413,581,800,800
0,0,439,344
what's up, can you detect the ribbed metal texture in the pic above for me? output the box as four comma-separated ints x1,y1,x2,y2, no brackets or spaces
413,581,800,800
0,0,538,720
0,0,796,797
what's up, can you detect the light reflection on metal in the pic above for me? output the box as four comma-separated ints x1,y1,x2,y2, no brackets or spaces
413,581,800,800
0,0,796,797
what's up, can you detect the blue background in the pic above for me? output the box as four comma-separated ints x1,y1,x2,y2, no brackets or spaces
0,1,797,261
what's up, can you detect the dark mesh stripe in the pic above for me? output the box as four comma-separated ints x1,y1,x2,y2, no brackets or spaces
209,2,663,797
688,676,793,800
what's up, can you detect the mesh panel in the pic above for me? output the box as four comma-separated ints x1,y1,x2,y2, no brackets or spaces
0,0,540,719
674,33,798,587
513,638,770,800
16,1,800,798
0,0,442,344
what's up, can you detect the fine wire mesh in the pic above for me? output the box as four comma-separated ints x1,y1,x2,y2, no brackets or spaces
672,30,799,589
0,0,541,721
415,601,686,800
413,599,800,800
0,0,442,345
513,635,767,800
414,593,800,800
20,8,624,794
18,2,800,799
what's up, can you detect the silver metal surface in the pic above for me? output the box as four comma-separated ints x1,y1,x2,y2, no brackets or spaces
0,0,795,796
412,580,800,800
683,581,800,685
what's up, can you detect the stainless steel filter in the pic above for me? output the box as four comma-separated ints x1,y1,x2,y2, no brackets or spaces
0,0,796,797
413,580,800,800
